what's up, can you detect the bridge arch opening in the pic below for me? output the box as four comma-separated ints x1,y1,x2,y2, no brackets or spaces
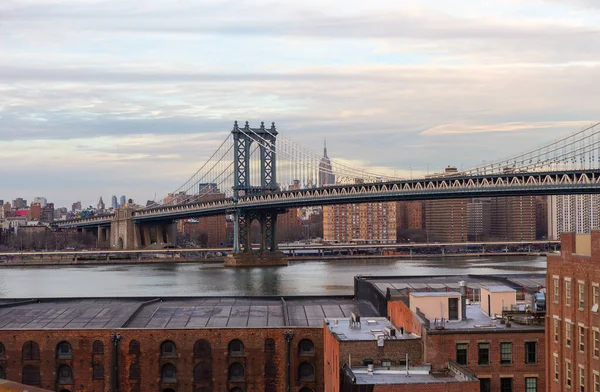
117,237,124,250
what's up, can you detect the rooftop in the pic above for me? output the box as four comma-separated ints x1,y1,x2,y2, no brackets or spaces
325,317,418,341
348,365,477,385
0,297,378,330
482,285,515,293
410,291,461,297
428,304,544,332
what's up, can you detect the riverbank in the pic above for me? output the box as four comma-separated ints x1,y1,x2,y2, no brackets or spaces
0,252,549,267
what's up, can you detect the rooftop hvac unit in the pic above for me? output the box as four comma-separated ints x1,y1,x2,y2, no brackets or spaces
384,326,396,337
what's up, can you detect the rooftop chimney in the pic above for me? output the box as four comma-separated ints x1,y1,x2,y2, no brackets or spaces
459,281,467,321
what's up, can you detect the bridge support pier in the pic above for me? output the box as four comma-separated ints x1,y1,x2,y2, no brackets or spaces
226,209,287,267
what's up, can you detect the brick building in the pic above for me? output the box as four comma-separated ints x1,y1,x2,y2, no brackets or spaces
490,196,536,241
424,199,468,243
323,202,396,244
546,232,600,392
0,274,546,392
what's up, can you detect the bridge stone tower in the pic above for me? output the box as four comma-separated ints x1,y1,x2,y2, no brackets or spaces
228,121,287,266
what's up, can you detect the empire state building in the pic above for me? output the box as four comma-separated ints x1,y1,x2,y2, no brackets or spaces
318,141,336,186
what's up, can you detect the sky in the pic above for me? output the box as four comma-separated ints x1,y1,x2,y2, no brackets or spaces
1,0,600,208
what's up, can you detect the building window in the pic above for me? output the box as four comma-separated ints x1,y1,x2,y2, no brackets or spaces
228,340,244,357
566,360,572,389
298,362,315,382
128,340,140,354
265,361,276,379
22,341,40,360
299,339,315,356
580,283,585,310
566,279,572,306
161,363,177,383
554,355,559,381
594,372,599,392
580,366,585,392
594,330,599,358
194,362,211,383
0,366,5,380
129,364,141,380
479,378,491,392
228,363,244,382
22,365,40,386
57,341,72,360
500,342,512,365
500,377,513,392
525,341,537,364
478,343,490,365
160,341,176,358
526,377,537,392
593,286,599,309
567,322,573,347
456,343,468,365
554,278,560,303
93,364,104,380
92,340,104,355
0,343,5,359
264,338,275,353
580,326,586,352
554,319,560,343
194,340,211,358
57,365,73,384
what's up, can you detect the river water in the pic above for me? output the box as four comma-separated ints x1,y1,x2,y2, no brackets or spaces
0,256,546,298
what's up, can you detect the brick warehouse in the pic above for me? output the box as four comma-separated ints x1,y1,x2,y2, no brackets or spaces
0,274,546,392
546,232,600,392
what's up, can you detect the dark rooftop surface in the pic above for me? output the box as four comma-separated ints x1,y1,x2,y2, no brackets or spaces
0,297,378,330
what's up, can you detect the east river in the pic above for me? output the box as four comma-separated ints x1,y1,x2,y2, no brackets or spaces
0,255,547,298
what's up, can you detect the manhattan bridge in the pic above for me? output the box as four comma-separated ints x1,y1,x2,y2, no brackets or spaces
57,121,600,265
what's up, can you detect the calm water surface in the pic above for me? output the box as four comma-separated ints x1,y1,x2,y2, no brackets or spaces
0,256,546,298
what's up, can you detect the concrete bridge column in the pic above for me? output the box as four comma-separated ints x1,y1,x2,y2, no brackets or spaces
166,223,177,245
142,226,151,247
134,224,142,249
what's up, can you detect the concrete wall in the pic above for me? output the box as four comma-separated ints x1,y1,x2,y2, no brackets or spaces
480,288,516,317
410,293,462,322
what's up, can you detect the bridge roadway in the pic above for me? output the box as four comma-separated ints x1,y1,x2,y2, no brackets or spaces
0,240,559,258
57,169,600,228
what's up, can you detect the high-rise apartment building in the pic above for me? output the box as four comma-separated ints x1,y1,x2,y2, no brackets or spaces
536,195,549,240
546,232,600,392
71,201,82,212
396,201,424,231
323,202,396,244
467,198,491,241
425,199,468,243
41,203,54,223
32,197,47,208
12,198,27,209
318,141,335,186
29,203,42,220
111,195,118,209
547,194,600,240
490,196,536,241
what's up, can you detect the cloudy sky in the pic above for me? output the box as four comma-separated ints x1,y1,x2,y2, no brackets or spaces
1,0,599,208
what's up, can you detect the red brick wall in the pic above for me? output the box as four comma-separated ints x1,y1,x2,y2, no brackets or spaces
372,381,478,392
425,331,545,392
387,300,424,336
323,323,340,392
546,232,600,392
0,328,323,392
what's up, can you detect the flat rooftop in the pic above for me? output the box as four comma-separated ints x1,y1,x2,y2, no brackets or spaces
0,297,378,330
350,366,474,385
361,274,545,297
325,317,418,341
429,304,544,332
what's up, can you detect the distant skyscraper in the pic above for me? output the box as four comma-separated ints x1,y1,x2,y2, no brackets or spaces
33,197,47,208
120,195,126,207
111,195,118,209
467,198,491,241
318,141,335,186
71,201,82,212
12,198,27,209
97,197,105,211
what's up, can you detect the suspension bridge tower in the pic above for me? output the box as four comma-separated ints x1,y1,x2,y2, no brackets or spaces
226,121,288,266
